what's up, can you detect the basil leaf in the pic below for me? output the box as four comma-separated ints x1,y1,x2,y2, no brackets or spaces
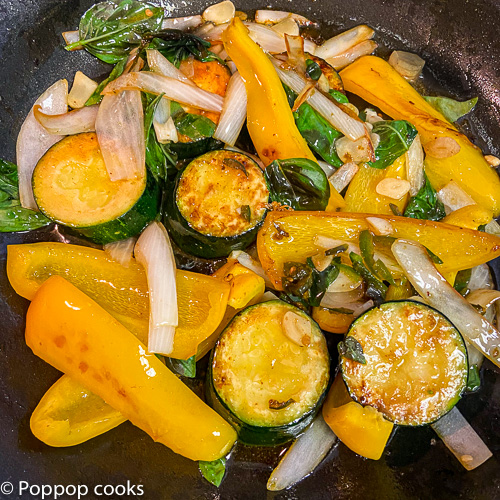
174,113,216,141
424,96,478,123
265,158,330,211
85,56,128,106
329,89,349,104
0,159,19,202
349,252,387,304
359,230,395,285
165,355,196,378
68,0,164,64
466,364,481,392
199,458,226,487
454,268,472,296
369,120,418,169
306,257,340,307
404,174,445,221
338,336,366,364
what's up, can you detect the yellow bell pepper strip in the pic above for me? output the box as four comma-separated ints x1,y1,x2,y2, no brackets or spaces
442,205,493,231
6,242,229,360
312,307,354,334
222,18,317,166
212,259,265,309
256,211,500,289
26,276,237,461
325,183,346,212
340,56,500,216
30,375,126,447
344,156,408,214
322,374,393,460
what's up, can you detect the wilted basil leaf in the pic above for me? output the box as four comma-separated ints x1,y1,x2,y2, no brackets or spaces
265,158,330,211
69,0,164,64
165,354,196,378
359,230,395,286
349,252,387,304
404,174,445,221
454,268,472,296
338,336,366,364
86,56,128,106
369,120,418,169
199,458,226,487
424,96,478,123
174,113,216,141
329,89,349,104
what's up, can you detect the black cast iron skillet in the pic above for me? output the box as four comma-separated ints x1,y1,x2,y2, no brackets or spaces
0,1,499,498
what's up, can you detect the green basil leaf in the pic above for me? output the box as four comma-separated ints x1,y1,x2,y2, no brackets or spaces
329,89,349,104
306,257,340,307
466,364,481,392
454,268,472,296
174,112,216,140
338,336,366,364
425,247,443,265
349,252,387,304
165,355,196,378
85,56,128,106
404,174,445,221
368,120,418,169
199,458,226,487
0,206,51,232
282,262,314,299
68,0,164,64
265,158,330,211
424,96,478,123
0,159,19,203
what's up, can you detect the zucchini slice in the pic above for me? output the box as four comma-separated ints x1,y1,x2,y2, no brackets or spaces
165,150,269,258
340,300,468,426
208,300,330,445
33,133,160,245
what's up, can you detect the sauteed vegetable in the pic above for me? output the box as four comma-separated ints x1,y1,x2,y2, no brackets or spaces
3,0,500,491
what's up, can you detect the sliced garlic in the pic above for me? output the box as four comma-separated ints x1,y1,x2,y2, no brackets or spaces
375,177,411,199
271,17,299,37
424,136,461,158
314,235,359,255
329,162,359,193
68,71,98,109
311,253,334,272
484,154,500,167
282,311,312,347
366,216,394,236
203,1,235,25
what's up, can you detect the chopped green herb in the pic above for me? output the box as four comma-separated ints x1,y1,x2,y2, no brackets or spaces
85,56,128,106
269,398,295,410
404,174,446,221
164,355,196,378
199,458,226,487
338,336,366,364
325,244,349,256
240,205,251,222
454,269,472,296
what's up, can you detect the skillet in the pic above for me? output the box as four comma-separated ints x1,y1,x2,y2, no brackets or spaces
0,0,499,498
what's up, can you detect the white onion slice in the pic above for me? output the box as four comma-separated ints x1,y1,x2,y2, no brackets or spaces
431,407,492,470
68,71,98,109
318,161,336,178
319,293,370,313
95,90,145,181
326,270,363,293
135,222,178,355
271,58,367,141
315,25,375,60
366,216,394,236
267,414,337,491
260,291,279,302
103,72,223,113
314,235,359,255
325,40,378,70
229,250,275,288
33,104,98,135
437,181,476,213
272,17,300,37
391,239,500,367
213,72,247,146
255,10,316,27
245,22,316,54
146,50,196,86
389,51,425,81
104,237,137,268
329,162,359,193
484,219,500,236
405,134,425,196
62,30,80,46
161,15,202,31
17,79,68,209
467,289,500,310
469,264,494,291
153,99,178,144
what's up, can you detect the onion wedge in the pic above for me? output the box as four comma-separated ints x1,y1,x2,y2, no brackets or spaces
315,25,374,60
135,222,178,355
229,250,275,288
325,40,378,70
161,15,203,30
95,90,145,181
267,414,337,491
33,104,98,135
466,289,500,311
329,162,359,193
270,58,367,141
255,10,316,27
103,237,137,268
103,72,223,113
431,407,492,470
405,134,425,196
213,72,247,146
146,50,196,86
391,239,500,367
17,79,68,209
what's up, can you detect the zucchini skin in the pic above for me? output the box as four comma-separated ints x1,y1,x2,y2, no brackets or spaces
66,173,160,245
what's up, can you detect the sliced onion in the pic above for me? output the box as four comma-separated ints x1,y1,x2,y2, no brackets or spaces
255,10,316,27
68,71,98,109
213,72,247,146
161,15,203,30
315,25,374,60
17,79,68,209
229,250,275,288
245,22,316,54
467,289,500,310
267,414,337,491
271,58,367,141
389,51,425,81
318,161,336,178
469,264,494,291
364,108,383,124
95,90,145,181
146,50,195,86
292,81,317,112
198,22,228,42
319,291,369,311
314,235,359,255
33,104,98,135
153,99,178,144
260,291,279,302
325,40,378,70
366,216,394,236
484,219,500,236
431,407,492,470
285,34,306,74
103,72,223,113
329,162,359,193
135,222,178,355
326,270,363,293
203,1,235,25
405,134,425,196
437,180,476,213
391,239,500,367
272,18,300,37
104,237,137,268
62,30,80,47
